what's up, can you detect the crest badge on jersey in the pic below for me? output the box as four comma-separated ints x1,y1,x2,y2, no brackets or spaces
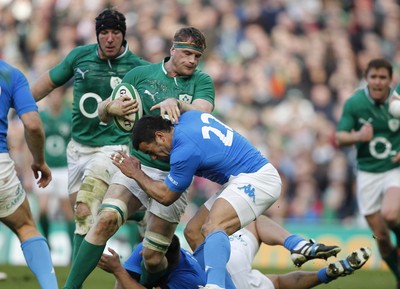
110,77,122,90
388,119,400,132
179,94,193,103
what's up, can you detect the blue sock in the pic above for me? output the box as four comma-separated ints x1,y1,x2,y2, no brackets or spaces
193,242,205,269
204,230,233,288
317,268,334,283
21,236,58,289
283,234,304,251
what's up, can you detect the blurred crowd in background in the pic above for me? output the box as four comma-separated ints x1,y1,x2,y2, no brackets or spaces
2,0,400,227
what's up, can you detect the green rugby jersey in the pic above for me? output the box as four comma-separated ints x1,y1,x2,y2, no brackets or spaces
40,107,71,168
49,43,149,147
395,82,400,95
122,57,215,171
337,86,400,172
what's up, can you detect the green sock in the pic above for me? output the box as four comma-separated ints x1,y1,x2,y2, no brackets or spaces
383,248,400,280
39,214,50,240
67,221,75,262
67,221,75,245
64,240,106,289
139,260,168,287
71,234,85,264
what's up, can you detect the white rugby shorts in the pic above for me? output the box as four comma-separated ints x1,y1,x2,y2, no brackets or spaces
0,153,26,218
67,139,129,194
204,163,281,228
228,228,275,289
112,165,188,224
356,168,400,215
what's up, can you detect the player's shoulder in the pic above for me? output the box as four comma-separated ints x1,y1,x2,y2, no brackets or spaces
193,68,212,81
0,60,22,78
345,88,367,104
125,50,150,65
123,62,159,79
67,44,97,59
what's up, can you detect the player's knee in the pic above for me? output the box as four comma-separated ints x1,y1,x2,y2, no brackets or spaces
184,222,201,249
142,231,171,268
142,247,165,269
74,176,108,235
98,198,128,228
74,202,94,235
75,202,91,219
201,220,220,237
92,210,120,237
381,209,399,228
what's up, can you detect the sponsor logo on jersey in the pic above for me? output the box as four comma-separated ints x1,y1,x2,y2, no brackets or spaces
76,68,89,79
179,94,193,103
167,174,178,186
358,117,372,125
144,89,158,102
388,119,400,132
110,77,122,89
5,184,24,211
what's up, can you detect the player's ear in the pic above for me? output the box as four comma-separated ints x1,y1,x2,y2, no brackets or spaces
155,131,164,142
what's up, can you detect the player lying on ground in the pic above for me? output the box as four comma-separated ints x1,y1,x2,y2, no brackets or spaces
98,228,371,289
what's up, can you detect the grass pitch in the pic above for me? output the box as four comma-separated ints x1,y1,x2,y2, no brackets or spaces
0,265,395,289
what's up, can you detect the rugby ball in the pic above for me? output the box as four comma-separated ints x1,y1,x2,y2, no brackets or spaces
389,99,400,118
111,83,143,132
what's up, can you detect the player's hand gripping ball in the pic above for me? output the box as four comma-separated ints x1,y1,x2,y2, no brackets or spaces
111,83,143,132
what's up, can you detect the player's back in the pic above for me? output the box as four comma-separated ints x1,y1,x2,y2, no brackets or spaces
173,111,268,184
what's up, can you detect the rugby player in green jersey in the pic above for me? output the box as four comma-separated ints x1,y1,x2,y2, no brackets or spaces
336,58,400,289
31,7,149,271
32,89,74,249
63,26,215,289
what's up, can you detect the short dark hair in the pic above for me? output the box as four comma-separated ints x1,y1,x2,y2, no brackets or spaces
365,58,393,78
173,27,206,51
95,8,126,39
131,115,173,150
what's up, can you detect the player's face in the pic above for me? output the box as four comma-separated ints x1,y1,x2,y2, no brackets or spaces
170,47,202,76
98,29,124,60
366,67,392,102
139,137,171,162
